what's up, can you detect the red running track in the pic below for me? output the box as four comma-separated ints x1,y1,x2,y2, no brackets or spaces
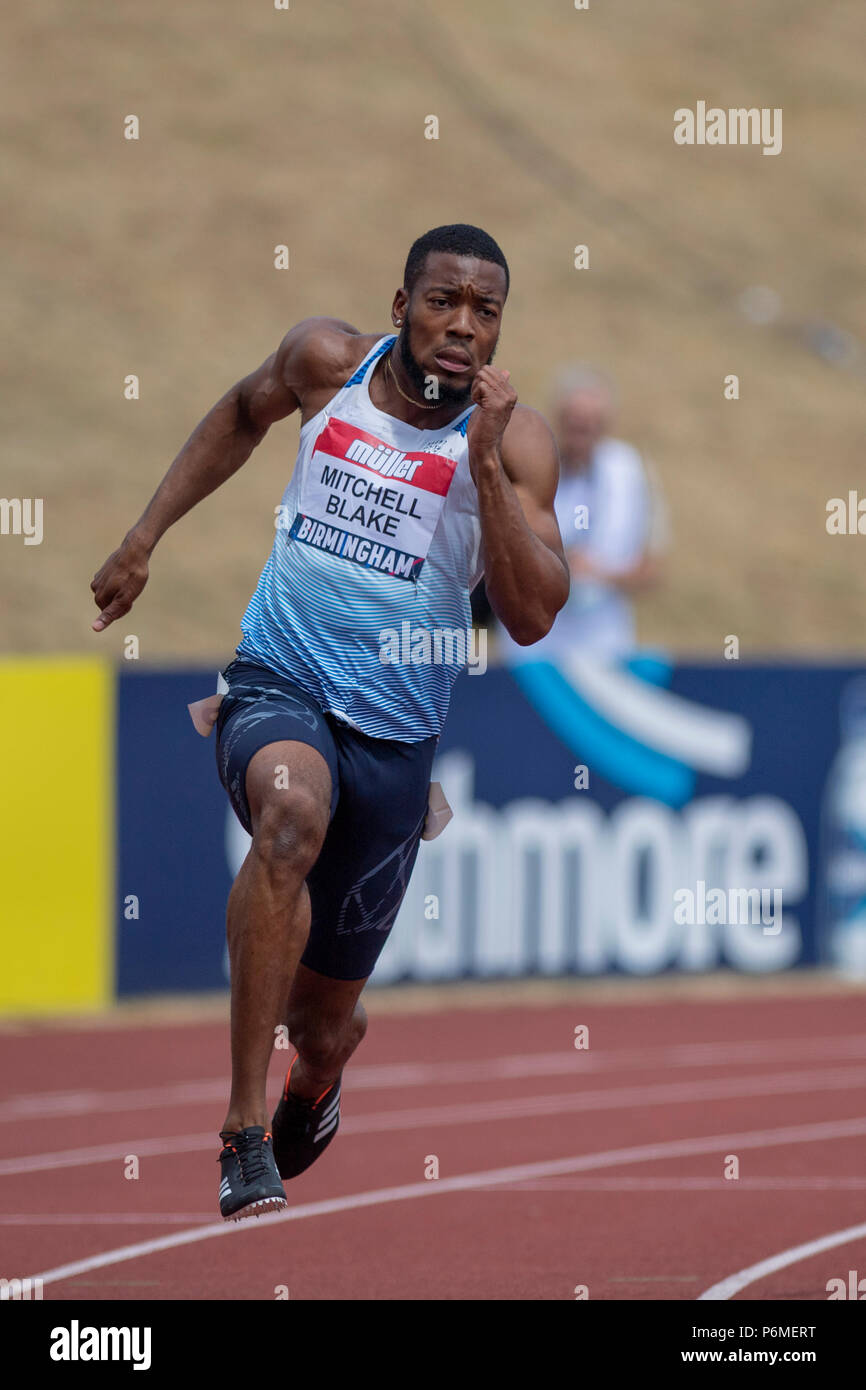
1,986,866,1301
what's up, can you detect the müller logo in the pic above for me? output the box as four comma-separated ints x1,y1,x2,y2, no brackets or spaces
49,1320,152,1371
314,417,456,496
345,437,425,482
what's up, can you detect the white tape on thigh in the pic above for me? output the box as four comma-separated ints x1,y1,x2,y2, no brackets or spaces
421,781,453,840
187,670,230,737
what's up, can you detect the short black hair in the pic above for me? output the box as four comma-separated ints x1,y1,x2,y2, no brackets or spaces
403,224,510,297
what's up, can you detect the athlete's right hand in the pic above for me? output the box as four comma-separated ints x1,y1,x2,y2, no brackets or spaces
90,534,150,632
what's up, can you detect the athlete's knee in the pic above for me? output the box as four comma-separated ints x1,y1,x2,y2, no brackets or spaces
291,1022,347,1077
252,787,328,881
290,1003,367,1075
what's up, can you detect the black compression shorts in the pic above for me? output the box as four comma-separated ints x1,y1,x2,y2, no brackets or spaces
215,657,437,981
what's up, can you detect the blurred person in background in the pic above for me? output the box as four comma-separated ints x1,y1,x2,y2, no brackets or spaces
496,365,667,663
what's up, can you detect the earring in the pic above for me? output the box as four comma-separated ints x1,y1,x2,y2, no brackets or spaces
395,319,402,326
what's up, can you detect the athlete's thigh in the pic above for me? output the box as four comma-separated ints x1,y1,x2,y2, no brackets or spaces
215,659,339,834
301,727,437,981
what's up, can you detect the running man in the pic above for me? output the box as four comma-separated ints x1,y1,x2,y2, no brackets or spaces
91,224,569,1220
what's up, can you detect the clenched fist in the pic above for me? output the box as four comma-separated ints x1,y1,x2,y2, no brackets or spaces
466,366,517,478
91,533,150,632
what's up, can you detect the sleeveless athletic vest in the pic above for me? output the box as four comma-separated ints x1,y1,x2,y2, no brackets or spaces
236,335,483,740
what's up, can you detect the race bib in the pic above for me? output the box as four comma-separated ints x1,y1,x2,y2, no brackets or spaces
289,416,458,582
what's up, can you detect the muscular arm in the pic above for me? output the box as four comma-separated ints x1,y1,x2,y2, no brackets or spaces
90,316,359,631
468,378,569,646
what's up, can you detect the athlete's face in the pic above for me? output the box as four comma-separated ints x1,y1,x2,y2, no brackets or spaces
393,252,507,407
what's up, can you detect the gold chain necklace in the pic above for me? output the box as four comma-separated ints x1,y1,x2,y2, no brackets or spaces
384,352,442,410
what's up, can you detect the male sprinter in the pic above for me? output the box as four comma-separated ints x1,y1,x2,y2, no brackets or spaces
91,225,569,1220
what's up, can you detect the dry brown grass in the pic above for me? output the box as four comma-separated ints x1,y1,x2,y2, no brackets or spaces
2,0,864,659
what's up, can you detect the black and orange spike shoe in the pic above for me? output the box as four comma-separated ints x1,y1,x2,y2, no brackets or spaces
271,1061,343,1180
217,1125,288,1221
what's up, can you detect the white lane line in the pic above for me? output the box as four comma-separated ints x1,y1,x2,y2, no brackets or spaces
21,1115,866,1294
320,1064,866,1136
0,1213,217,1225
7,1061,866,1155
0,1132,214,1176
479,1176,866,1192
4,1062,866,1177
4,1034,866,1123
698,1222,866,1300
5,1174,866,1220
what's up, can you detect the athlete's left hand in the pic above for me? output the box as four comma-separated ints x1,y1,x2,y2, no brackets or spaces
466,366,517,476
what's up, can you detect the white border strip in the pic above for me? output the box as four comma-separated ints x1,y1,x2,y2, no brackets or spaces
565,657,751,776
699,1222,866,1300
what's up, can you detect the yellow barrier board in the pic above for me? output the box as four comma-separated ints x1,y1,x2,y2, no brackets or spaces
0,657,113,1013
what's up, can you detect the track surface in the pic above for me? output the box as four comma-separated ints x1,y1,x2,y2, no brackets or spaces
2,988,866,1301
